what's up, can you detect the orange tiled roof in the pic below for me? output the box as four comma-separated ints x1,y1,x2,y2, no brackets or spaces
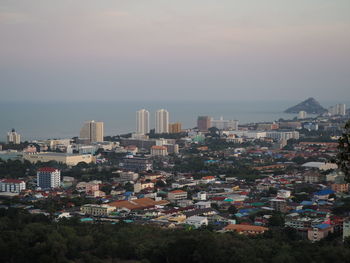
202,176,215,180
224,224,268,233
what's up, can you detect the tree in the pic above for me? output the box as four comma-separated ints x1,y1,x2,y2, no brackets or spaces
335,120,350,182
155,179,166,188
228,205,237,215
100,185,112,195
268,212,284,227
207,127,220,138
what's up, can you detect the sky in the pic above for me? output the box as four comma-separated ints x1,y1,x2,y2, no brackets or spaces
0,0,349,102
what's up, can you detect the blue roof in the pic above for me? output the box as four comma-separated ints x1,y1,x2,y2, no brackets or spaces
315,189,334,196
205,160,219,163
301,201,313,206
235,213,244,217
80,218,93,222
304,209,316,212
314,224,331,229
291,209,303,213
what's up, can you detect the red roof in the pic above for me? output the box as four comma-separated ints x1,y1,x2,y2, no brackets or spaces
37,167,59,172
211,196,226,201
1,179,24,184
170,190,186,193
202,176,215,180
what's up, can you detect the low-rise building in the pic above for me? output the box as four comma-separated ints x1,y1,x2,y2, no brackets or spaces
151,146,168,156
224,224,268,235
81,204,116,216
168,190,188,201
303,171,326,183
185,216,208,228
285,215,325,230
195,201,211,209
331,183,349,193
266,131,299,141
119,157,153,171
0,179,26,193
120,171,139,182
24,152,94,166
270,199,287,213
302,162,338,171
277,190,291,198
134,181,154,193
109,197,169,211
200,176,216,184
307,224,333,242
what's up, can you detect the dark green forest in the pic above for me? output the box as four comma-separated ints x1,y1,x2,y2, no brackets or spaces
0,208,350,263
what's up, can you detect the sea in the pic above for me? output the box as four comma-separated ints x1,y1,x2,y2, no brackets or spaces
0,100,347,141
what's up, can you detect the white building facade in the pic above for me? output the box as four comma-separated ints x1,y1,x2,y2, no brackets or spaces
136,109,150,135
0,179,26,193
210,117,238,130
37,167,61,189
7,129,21,144
155,109,169,134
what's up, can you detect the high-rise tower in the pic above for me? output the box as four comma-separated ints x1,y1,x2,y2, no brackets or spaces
155,109,169,134
197,116,211,131
80,120,104,143
136,109,150,135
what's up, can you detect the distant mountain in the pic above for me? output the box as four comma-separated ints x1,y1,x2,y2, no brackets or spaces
284,97,327,114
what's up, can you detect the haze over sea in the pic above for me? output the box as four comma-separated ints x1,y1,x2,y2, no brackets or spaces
0,100,348,141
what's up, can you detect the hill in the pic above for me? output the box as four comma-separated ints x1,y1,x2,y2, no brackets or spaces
285,97,326,114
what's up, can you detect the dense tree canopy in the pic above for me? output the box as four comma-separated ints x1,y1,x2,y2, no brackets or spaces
335,119,350,182
0,208,350,263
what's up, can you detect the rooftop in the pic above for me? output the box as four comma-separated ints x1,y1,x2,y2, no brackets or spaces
224,224,268,232
37,167,59,172
109,198,169,210
0,179,25,184
170,190,186,194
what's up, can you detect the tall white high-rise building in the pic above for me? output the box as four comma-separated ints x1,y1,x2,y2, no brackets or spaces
155,109,169,134
7,129,21,144
328,104,346,116
136,109,150,135
80,120,104,143
339,104,346,116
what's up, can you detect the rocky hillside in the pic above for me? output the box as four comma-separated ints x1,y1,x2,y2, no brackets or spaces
285,97,326,114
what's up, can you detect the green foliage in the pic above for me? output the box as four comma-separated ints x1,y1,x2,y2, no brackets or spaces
332,198,350,215
227,205,237,215
335,119,350,183
1,208,350,263
268,212,285,227
0,159,32,178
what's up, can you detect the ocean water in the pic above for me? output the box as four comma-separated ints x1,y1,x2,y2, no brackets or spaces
0,100,346,141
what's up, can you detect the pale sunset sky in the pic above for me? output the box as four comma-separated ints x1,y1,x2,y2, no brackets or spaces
0,0,349,102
